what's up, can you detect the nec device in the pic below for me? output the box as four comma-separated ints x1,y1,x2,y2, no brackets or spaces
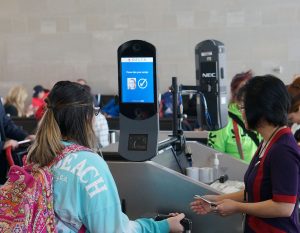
118,40,158,161
195,40,227,130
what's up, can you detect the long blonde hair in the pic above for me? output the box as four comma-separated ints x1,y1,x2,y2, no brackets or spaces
5,86,28,117
27,81,96,167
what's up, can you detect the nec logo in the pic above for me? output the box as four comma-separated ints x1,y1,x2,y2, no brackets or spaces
202,73,216,78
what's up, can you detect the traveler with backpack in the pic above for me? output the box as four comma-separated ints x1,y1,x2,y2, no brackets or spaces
26,81,184,233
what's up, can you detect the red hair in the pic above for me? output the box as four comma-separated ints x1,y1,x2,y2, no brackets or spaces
230,70,253,102
287,75,300,113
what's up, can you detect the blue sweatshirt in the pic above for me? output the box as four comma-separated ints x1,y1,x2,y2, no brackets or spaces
52,142,169,233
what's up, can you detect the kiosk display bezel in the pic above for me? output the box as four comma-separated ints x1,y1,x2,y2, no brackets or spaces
118,41,157,120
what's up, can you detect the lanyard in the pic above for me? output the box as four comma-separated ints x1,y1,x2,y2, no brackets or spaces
244,126,287,202
233,120,244,160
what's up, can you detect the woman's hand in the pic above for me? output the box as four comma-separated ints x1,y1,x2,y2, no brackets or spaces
215,199,240,216
3,139,19,150
190,195,218,215
26,135,36,141
167,213,185,233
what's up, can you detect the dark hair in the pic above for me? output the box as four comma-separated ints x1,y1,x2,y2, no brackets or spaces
33,85,45,98
83,84,91,93
27,81,96,166
243,75,290,130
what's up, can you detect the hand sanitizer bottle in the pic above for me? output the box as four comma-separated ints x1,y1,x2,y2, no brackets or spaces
212,153,220,180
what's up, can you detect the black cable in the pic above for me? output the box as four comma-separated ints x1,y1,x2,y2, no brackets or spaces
200,93,212,130
208,174,229,185
171,147,184,174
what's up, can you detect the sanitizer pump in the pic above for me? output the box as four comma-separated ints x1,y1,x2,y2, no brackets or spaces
212,153,220,180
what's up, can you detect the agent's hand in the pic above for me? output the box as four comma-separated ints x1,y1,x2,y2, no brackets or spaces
26,135,35,141
167,213,185,233
190,195,218,215
215,199,240,216
3,139,19,150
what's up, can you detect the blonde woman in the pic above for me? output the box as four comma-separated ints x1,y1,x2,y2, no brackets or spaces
4,86,28,117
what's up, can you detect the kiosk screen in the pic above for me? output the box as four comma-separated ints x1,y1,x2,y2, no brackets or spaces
121,57,154,103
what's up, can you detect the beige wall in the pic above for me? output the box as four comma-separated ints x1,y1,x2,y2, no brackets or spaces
0,0,300,98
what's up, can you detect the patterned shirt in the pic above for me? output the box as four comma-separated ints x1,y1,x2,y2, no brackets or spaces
93,113,109,148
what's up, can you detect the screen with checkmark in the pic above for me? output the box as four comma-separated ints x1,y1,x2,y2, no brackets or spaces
121,57,154,103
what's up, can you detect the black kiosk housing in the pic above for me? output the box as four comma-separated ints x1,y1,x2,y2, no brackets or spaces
195,40,227,130
118,40,158,161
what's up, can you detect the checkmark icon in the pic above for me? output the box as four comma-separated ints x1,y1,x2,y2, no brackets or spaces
138,79,147,89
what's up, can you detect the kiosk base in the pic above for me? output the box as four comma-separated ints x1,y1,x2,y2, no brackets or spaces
108,160,243,233
104,140,247,233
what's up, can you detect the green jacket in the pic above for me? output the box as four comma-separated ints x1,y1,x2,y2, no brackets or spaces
208,103,261,163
